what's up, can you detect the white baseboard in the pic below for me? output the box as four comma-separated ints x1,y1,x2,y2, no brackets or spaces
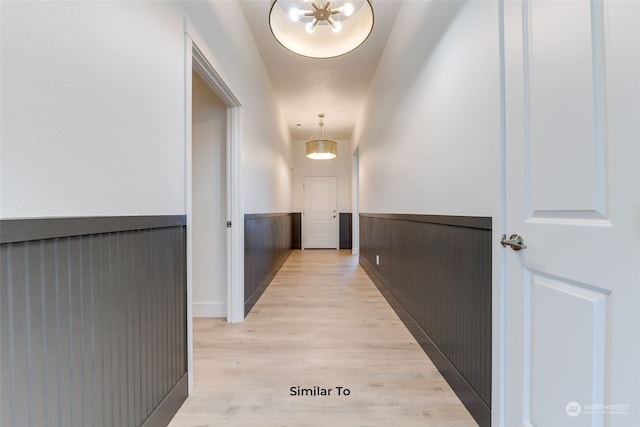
192,302,226,318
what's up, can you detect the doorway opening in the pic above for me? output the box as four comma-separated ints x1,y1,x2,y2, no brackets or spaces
191,71,227,318
185,35,244,393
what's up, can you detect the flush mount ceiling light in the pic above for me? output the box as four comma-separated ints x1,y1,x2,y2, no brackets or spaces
306,114,338,159
269,0,374,58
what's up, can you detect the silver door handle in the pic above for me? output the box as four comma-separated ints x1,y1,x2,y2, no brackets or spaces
501,234,526,251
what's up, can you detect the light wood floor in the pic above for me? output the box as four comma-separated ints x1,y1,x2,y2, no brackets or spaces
169,250,478,427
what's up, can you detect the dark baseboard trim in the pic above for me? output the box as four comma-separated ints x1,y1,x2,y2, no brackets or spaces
141,373,188,427
244,249,292,316
360,213,491,230
360,256,491,427
0,215,187,243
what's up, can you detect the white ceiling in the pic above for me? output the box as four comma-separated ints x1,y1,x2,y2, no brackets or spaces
239,0,402,140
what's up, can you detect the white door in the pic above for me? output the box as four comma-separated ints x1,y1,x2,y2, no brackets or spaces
303,176,338,249
503,1,640,426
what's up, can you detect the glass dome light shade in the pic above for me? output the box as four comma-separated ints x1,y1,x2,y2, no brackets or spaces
269,0,374,59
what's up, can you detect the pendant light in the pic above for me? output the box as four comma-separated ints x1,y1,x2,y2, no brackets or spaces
306,114,338,160
269,0,374,59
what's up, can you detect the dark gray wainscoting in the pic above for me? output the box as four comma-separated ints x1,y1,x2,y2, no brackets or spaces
359,213,491,427
292,213,302,250
0,216,187,427
244,213,293,315
339,213,352,249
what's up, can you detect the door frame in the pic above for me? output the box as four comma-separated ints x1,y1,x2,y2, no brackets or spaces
302,175,339,250
495,1,507,425
184,20,245,394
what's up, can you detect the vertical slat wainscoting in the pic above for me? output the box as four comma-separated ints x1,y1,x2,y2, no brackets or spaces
339,212,352,249
0,217,187,427
244,213,293,315
292,213,302,250
359,214,491,427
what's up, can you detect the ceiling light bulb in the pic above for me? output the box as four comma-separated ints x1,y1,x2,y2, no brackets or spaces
269,0,374,58
289,8,301,21
305,21,316,34
343,3,354,16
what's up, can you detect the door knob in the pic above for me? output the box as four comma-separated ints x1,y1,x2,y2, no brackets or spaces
501,234,526,251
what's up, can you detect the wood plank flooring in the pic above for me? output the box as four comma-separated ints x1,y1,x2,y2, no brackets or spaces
169,250,478,426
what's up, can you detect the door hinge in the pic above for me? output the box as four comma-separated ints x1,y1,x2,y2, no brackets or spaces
226,221,232,228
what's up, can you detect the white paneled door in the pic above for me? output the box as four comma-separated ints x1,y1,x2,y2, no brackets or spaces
303,176,338,249
503,1,639,426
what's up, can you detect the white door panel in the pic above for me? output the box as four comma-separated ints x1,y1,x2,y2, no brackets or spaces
310,219,331,238
527,271,608,426
526,0,608,218
504,1,640,426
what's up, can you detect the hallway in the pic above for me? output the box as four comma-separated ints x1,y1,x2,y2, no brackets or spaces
169,250,477,426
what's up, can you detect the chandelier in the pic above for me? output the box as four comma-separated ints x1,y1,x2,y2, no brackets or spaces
306,114,338,160
269,0,374,58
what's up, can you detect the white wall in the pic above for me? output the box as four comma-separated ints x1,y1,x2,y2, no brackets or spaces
178,1,293,215
292,139,351,213
0,0,292,219
352,1,504,420
0,1,184,217
192,71,227,317
352,0,501,217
